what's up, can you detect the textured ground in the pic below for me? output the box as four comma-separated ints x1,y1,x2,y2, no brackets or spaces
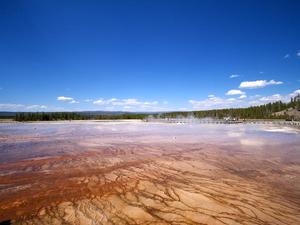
0,121,300,225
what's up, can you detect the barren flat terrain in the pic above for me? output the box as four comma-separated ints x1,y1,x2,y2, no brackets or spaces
0,121,300,225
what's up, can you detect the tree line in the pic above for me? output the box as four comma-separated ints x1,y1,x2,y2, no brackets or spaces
15,112,86,121
160,97,300,120
13,95,300,121
15,112,148,121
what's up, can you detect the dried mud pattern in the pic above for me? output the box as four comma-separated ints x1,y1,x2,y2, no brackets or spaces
0,122,300,225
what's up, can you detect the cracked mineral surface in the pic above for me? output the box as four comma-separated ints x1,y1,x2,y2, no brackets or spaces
0,120,300,224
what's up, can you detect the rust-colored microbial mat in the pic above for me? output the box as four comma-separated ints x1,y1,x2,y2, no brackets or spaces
0,121,300,224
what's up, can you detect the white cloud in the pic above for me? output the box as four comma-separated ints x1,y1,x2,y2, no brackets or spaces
26,105,47,110
189,95,243,110
284,54,290,59
57,96,74,101
93,98,158,107
239,80,283,89
92,99,105,105
244,90,300,106
57,96,79,104
229,74,239,78
188,89,300,110
226,89,245,95
118,99,140,106
297,50,300,57
93,98,161,111
0,103,24,110
259,94,283,102
244,93,288,106
289,89,300,97
0,103,48,111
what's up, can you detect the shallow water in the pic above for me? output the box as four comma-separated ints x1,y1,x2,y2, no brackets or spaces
0,121,300,224
1,121,299,161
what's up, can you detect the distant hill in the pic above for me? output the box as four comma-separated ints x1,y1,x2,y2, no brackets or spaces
273,108,300,119
0,112,16,118
0,111,139,118
1,97,300,121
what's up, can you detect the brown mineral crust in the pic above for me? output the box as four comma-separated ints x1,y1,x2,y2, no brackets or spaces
0,122,300,224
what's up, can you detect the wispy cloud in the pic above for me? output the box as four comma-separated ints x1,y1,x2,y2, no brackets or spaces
0,104,47,111
0,103,24,111
259,94,283,102
26,105,47,110
284,51,300,59
57,96,79,103
226,89,245,95
229,74,239,78
248,94,283,106
188,89,299,110
290,89,300,97
93,98,161,111
189,95,244,110
93,98,158,107
239,80,283,89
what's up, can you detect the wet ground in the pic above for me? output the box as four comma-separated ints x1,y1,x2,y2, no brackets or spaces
0,120,300,224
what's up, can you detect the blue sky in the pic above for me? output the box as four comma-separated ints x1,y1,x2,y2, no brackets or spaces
0,0,299,112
